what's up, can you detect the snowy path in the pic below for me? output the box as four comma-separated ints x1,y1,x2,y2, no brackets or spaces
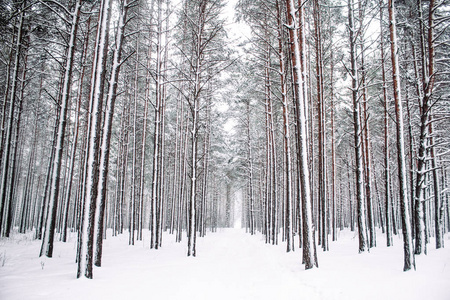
1,229,449,300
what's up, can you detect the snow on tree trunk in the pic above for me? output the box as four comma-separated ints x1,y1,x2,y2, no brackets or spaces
94,0,129,267
0,30,15,181
379,0,393,247
245,100,255,235
62,15,91,243
276,0,293,252
150,26,162,251
0,1,25,235
187,91,199,257
388,0,415,271
286,0,317,269
40,0,81,256
424,0,443,250
139,50,151,240
313,0,328,252
77,0,111,279
357,0,376,249
348,0,368,253
4,49,27,237
187,17,202,256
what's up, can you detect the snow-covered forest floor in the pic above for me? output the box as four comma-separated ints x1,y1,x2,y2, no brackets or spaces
1,228,449,300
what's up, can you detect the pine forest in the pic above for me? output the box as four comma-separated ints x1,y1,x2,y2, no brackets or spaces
0,0,449,298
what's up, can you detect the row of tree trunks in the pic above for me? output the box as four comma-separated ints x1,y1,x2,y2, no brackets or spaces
0,0,26,236
40,0,82,258
0,0,448,280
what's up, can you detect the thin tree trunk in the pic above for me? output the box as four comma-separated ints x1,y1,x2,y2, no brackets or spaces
429,118,442,249
0,25,16,173
41,0,82,258
245,100,255,235
358,2,376,248
150,2,163,248
313,0,328,252
19,117,38,234
348,0,368,253
276,0,293,251
138,0,154,239
62,15,90,243
330,49,337,242
4,50,27,237
380,0,393,247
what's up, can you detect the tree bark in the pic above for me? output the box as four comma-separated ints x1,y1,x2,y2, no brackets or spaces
77,0,111,279
348,0,368,253
286,0,317,269
94,0,129,266
388,0,415,271
380,0,393,247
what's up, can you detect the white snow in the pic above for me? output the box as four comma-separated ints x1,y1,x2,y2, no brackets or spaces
1,229,449,300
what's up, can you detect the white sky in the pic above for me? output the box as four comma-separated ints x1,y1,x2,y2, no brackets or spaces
223,0,251,56
220,0,251,134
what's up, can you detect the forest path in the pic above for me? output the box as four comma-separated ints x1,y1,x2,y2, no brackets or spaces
102,228,317,299
0,228,319,300
187,229,309,298
1,228,449,300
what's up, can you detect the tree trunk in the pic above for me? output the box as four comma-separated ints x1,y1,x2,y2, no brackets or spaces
4,49,27,237
348,0,368,253
313,0,328,252
62,16,91,243
94,0,129,266
286,0,317,269
77,0,111,279
380,0,393,247
245,100,255,235
388,0,415,271
358,1,376,248
276,0,293,251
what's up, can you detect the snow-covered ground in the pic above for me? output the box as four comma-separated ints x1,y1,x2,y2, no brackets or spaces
1,228,449,300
